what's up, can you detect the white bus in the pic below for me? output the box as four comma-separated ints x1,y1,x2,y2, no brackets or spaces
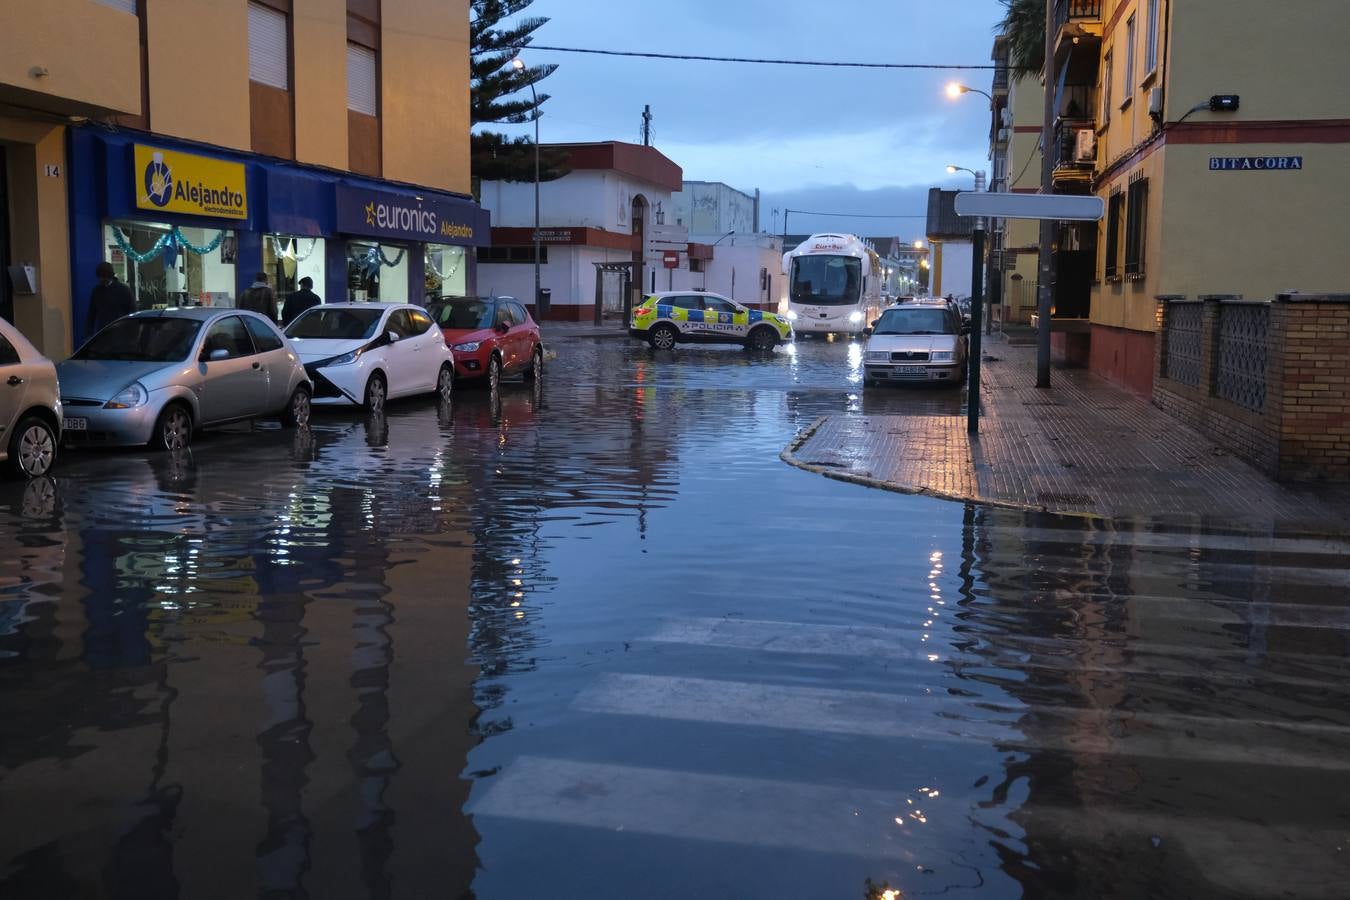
781,233,883,337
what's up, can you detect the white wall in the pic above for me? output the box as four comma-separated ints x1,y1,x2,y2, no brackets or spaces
690,234,784,309
480,170,674,234
672,182,757,234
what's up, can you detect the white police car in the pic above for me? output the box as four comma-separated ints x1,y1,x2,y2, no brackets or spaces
630,291,793,351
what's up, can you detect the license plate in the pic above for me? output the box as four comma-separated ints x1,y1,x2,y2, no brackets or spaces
898,366,927,375
63,417,88,431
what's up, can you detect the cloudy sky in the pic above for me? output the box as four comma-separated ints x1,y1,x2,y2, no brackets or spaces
487,0,1008,238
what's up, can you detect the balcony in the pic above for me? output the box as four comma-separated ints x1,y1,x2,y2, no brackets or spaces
1051,117,1097,188
1053,0,1104,61
992,65,1010,94
1054,0,1102,31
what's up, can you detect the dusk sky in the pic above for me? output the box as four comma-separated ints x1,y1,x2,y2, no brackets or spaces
489,0,1008,239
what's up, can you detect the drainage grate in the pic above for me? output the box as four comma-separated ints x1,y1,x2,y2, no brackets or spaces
1037,492,1093,506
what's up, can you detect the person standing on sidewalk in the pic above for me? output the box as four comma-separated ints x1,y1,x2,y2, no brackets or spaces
239,272,277,323
281,276,321,326
85,262,134,338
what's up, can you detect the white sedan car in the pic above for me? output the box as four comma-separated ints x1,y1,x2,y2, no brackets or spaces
284,303,454,411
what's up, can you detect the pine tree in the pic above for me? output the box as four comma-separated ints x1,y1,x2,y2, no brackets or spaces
470,0,569,189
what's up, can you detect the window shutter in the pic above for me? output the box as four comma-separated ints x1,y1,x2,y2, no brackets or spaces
94,0,137,13
347,44,378,116
248,2,289,90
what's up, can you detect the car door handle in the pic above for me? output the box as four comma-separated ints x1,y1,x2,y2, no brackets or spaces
6,375,23,386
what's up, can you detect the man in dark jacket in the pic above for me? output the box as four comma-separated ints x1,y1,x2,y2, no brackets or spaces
281,276,322,326
86,262,135,338
239,272,277,322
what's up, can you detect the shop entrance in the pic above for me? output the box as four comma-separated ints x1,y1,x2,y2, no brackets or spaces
0,145,10,324
593,261,634,326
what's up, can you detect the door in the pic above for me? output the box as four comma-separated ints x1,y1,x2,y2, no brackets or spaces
0,332,25,442
382,309,419,397
667,295,705,335
0,147,11,324
506,302,532,371
701,296,745,340
197,315,263,423
242,314,291,410
492,302,518,369
403,306,440,390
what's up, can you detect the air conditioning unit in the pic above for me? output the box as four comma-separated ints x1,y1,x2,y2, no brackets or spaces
998,127,1010,143
1000,108,1013,128
1147,87,1164,117
1074,128,1097,163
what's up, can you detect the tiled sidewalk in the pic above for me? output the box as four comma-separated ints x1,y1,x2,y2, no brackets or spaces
785,337,1350,527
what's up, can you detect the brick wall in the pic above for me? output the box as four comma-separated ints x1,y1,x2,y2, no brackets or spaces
1153,293,1350,481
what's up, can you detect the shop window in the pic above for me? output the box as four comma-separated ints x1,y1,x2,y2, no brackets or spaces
425,244,467,301
105,222,237,310
248,3,289,90
347,241,407,301
1124,177,1149,278
264,234,326,300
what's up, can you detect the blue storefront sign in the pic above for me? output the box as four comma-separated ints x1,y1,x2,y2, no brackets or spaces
336,185,489,246
1210,156,1304,171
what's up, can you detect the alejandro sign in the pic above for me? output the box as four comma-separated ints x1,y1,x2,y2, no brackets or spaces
336,185,488,246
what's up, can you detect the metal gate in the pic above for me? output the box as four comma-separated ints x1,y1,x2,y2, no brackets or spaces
593,261,635,325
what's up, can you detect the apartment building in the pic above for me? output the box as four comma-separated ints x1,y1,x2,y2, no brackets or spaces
1,0,485,356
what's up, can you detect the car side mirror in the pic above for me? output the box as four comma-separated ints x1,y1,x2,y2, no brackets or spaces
387,331,401,343
496,322,510,334
862,327,873,336
203,347,230,362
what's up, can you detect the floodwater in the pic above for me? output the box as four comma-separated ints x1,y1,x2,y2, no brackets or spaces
2,336,1350,899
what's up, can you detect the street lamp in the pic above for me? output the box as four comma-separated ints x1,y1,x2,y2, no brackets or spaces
512,57,543,320
946,82,993,103
946,164,982,183
913,240,924,250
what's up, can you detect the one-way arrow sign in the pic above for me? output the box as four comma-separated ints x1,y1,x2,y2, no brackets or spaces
954,192,1104,221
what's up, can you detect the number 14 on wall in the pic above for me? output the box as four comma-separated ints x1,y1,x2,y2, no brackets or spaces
43,164,60,177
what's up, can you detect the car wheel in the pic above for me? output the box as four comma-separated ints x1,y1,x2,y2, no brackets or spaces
6,416,57,478
281,385,311,428
649,323,678,350
746,326,778,351
523,345,543,382
436,363,454,401
487,354,502,392
151,404,193,452
364,372,387,413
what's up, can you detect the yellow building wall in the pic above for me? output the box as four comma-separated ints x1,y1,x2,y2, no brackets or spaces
0,0,140,117
1091,147,1165,333
1096,0,1158,172
381,0,472,194
293,0,349,171
145,0,250,152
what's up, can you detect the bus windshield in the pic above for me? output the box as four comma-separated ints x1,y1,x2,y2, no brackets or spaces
790,256,862,306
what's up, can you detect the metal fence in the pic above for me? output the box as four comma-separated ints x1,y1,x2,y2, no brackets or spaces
1215,302,1270,412
1163,302,1203,387
1054,0,1103,30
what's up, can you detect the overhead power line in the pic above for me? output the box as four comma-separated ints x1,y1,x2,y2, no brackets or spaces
493,45,1006,70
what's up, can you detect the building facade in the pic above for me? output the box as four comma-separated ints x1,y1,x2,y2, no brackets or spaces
1,0,485,356
995,0,1350,394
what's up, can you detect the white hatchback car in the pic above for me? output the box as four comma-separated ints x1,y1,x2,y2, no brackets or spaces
285,303,454,411
862,302,969,386
0,318,61,477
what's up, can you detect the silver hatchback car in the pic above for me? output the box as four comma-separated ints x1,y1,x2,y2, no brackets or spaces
57,308,312,451
0,318,62,477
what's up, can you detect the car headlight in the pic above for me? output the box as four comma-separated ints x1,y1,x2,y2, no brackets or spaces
786,311,798,321
104,382,149,409
328,348,362,366
848,311,864,323
865,351,889,362
452,341,481,352
931,351,955,361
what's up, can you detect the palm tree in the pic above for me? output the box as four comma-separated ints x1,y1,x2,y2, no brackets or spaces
999,0,1046,74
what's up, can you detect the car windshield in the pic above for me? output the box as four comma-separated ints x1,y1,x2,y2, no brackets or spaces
73,317,203,362
285,308,384,340
428,299,494,330
873,308,954,336
790,255,861,306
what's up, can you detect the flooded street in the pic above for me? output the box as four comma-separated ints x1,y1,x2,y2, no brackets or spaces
3,336,1350,899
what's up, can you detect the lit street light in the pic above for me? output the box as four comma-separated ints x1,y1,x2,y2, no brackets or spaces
946,82,993,103
512,57,543,319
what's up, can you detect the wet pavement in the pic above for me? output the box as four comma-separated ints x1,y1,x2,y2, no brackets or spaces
3,335,1350,899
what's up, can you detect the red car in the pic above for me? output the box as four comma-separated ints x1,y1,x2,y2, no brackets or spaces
427,296,543,389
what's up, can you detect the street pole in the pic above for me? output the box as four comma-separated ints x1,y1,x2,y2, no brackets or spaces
968,170,986,434
1035,0,1056,388
530,81,542,321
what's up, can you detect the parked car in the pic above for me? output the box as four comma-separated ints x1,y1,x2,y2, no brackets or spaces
57,308,312,451
862,301,969,386
629,291,793,350
0,318,61,477
426,296,542,390
285,303,455,411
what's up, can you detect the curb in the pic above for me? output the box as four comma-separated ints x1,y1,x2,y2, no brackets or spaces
779,415,1104,521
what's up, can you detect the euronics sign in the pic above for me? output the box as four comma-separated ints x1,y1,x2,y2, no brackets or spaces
133,144,248,220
